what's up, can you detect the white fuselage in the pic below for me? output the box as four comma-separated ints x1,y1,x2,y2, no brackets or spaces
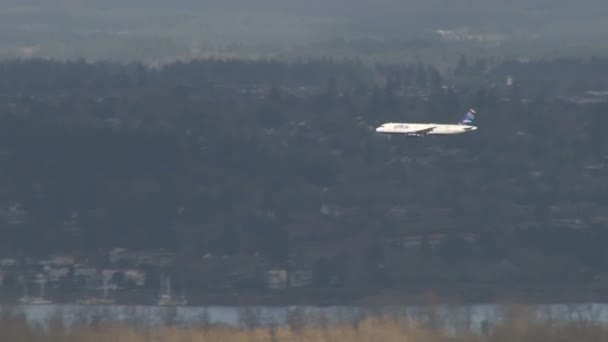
375,122,477,136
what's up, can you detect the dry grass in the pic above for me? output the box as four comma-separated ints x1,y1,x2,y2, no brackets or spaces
1,307,607,342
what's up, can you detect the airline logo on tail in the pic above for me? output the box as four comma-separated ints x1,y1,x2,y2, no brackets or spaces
459,109,476,125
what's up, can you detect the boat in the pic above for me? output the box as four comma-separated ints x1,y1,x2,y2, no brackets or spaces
19,275,53,304
157,273,188,306
76,275,115,305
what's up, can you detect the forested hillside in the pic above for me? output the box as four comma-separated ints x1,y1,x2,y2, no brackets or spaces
1,57,608,298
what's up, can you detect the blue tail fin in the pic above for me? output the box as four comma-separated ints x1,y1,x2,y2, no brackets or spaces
459,109,476,125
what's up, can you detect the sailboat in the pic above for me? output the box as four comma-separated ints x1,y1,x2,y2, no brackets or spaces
157,273,187,306
19,275,52,304
76,276,115,305
17,277,31,304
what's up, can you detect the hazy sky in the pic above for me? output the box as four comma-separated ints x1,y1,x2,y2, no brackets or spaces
1,0,608,61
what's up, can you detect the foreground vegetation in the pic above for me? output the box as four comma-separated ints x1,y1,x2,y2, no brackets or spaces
1,306,608,342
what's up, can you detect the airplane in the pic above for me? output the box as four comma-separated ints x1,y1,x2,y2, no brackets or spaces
375,109,478,137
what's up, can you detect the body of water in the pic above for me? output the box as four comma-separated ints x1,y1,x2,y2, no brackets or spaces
1,303,607,333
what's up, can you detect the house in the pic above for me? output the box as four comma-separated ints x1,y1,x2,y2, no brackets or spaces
591,215,608,225
50,255,76,267
288,270,313,288
389,232,480,249
388,234,444,249
583,162,604,172
136,251,176,267
586,90,608,97
320,204,360,218
0,258,17,268
2,201,25,225
74,267,98,279
392,234,424,249
108,248,127,264
500,203,535,221
102,269,121,280
462,232,481,243
124,269,146,286
108,249,175,267
265,269,287,289
553,218,587,230
385,206,408,220
101,269,144,287
427,207,452,218
39,255,76,268
47,268,70,282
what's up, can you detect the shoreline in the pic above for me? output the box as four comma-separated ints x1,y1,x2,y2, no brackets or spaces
3,286,608,307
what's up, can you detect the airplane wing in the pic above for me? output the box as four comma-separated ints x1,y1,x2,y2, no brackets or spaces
406,126,436,136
